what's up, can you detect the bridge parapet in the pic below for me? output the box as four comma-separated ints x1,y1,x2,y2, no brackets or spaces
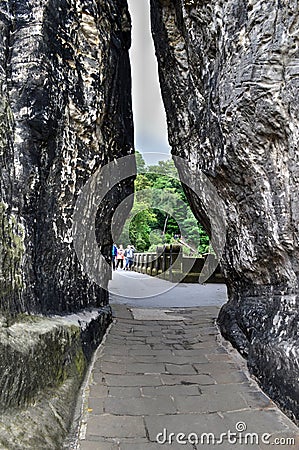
133,245,225,283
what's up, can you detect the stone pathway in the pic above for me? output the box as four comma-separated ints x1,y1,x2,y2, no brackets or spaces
76,305,298,450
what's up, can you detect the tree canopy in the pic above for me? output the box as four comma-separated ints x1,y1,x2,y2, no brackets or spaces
118,152,210,254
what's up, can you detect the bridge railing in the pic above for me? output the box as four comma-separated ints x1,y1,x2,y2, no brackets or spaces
132,244,225,283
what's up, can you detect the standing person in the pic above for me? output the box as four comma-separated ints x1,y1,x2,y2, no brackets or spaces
128,245,135,270
124,245,130,270
124,245,134,271
116,244,125,269
112,243,118,270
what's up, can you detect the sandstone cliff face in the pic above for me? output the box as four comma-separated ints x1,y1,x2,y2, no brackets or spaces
151,0,299,421
0,0,133,316
0,0,133,447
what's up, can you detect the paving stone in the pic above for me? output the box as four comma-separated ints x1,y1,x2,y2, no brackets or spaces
222,409,296,435
146,337,162,344
199,383,256,398
188,318,212,323
99,362,127,375
104,374,162,387
196,338,221,346
102,347,129,356
164,337,186,342
178,337,197,344
126,362,165,374
172,344,188,350
128,348,170,356
144,413,228,442
108,386,142,398
193,361,238,372
160,374,215,386
115,319,137,326
111,306,133,319
161,327,185,332
104,337,126,345
240,390,273,409
104,396,177,415
129,330,150,336
100,355,130,363
173,344,219,363
120,442,195,450
189,341,225,349
135,354,209,364
193,363,249,384
136,349,174,356
149,344,170,350
127,344,153,350
213,370,249,384
129,326,162,332
109,325,134,337
141,384,202,397
86,415,146,439
206,353,232,362
123,356,162,364
92,372,109,384
173,349,213,357
119,336,147,343
119,444,164,450
80,441,118,450
200,326,219,335
174,392,249,413
165,363,197,375
88,398,105,415
89,384,108,398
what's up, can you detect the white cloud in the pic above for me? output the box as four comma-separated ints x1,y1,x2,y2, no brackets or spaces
127,0,171,160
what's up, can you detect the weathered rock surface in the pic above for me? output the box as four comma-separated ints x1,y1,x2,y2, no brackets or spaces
0,0,133,316
0,307,112,449
0,0,133,447
151,0,299,422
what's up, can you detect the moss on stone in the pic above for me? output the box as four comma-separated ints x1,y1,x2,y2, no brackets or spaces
16,313,43,324
0,202,25,314
74,347,86,378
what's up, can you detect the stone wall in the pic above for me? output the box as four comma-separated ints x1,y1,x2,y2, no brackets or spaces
0,0,133,447
0,307,112,450
150,0,299,422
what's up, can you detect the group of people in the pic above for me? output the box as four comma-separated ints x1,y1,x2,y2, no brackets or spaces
112,244,135,271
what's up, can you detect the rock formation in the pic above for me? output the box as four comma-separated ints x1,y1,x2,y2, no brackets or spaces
0,0,133,447
151,0,299,422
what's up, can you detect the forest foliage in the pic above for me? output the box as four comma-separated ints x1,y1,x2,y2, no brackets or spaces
118,152,210,254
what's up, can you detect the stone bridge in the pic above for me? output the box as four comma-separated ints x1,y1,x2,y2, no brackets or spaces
0,0,298,448
132,245,225,283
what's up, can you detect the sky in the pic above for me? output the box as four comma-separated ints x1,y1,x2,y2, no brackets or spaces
127,0,171,165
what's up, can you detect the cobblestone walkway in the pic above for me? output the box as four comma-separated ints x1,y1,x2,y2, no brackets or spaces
77,305,298,450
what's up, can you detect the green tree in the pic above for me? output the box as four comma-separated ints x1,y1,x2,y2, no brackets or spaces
134,174,152,191
136,150,147,173
118,154,210,253
119,205,157,252
147,159,179,178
